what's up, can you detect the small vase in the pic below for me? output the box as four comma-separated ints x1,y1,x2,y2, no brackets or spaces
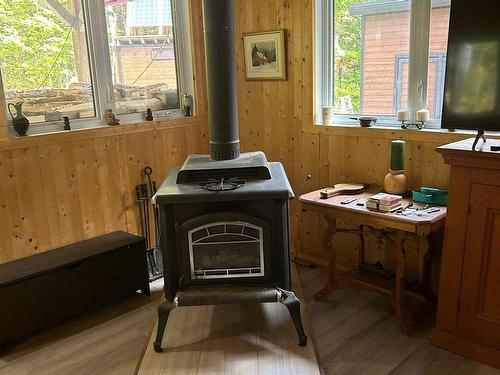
182,94,193,116
384,169,408,195
8,101,30,136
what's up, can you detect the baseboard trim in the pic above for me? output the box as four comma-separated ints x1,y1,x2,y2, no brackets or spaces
430,328,500,369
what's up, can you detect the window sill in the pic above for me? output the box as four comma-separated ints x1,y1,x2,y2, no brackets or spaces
0,114,206,151
305,123,499,144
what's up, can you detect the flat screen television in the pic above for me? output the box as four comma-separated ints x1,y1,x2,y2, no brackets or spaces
441,1,500,134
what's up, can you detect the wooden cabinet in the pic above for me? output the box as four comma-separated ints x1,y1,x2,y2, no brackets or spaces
432,138,500,369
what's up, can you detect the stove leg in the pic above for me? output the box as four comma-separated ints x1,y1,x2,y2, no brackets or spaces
278,289,308,346
153,300,175,353
141,283,151,297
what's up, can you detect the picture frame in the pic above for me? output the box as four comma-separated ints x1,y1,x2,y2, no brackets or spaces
243,30,286,81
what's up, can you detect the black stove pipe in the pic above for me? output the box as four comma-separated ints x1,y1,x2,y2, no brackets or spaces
203,0,240,161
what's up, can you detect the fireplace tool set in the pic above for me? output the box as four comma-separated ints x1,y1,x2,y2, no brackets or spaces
136,166,163,281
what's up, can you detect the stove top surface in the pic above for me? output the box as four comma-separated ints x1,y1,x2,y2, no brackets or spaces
153,162,294,204
177,151,271,183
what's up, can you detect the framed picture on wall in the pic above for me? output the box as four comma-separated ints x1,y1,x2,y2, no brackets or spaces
243,30,286,80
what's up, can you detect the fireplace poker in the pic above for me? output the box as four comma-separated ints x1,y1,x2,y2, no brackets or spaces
144,169,153,244
144,167,155,197
136,184,157,276
140,184,151,250
135,185,146,240
144,167,160,245
144,167,161,266
144,168,160,236
136,183,150,248
152,181,160,248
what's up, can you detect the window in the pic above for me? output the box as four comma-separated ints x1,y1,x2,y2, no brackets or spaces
0,0,95,124
105,0,180,115
0,0,193,135
394,54,446,118
427,2,450,121
316,0,451,127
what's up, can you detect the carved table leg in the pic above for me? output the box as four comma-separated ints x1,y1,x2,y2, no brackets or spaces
314,217,337,301
358,224,365,270
417,236,427,288
153,299,175,353
423,230,443,304
394,231,409,335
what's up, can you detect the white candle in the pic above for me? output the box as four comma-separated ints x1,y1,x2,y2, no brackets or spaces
322,106,334,125
397,110,409,121
417,109,430,122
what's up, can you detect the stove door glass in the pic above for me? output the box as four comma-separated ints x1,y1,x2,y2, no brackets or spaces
188,221,264,279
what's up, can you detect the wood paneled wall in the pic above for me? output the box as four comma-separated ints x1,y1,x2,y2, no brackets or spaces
0,120,208,264
0,0,208,264
234,0,470,267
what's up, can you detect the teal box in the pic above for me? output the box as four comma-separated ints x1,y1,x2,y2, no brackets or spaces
412,187,448,206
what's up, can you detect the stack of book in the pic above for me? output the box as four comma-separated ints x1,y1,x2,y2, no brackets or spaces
366,193,402,212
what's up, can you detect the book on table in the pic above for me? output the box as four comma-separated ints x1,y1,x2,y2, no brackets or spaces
367,193,402,212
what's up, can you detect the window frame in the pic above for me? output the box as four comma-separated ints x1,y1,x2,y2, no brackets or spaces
3,0,194,136
394,53,447,119
315,0,449,128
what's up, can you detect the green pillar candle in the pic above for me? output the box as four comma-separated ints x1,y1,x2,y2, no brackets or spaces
390,140,405,171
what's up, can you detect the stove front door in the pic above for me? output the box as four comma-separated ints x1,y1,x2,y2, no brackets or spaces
177,212,271,286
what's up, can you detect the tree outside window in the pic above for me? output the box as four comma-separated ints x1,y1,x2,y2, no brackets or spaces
0,0,182,127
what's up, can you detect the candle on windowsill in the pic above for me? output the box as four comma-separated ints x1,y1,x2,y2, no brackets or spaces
397,110,409,122
417,109,430,122
322,106,334,125
390,140,406,171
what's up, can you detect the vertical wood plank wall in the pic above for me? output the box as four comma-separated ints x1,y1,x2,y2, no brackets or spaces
0,122,208,263
0,0,208,264
234,0,468,267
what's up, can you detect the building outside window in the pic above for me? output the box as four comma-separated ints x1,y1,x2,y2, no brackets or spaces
106,0,180,115
316,0,451,127
0,0,192,134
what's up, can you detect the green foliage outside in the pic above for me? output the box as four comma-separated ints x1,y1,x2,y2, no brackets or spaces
335,0,365,113
0,0,77,92
0,0,365,110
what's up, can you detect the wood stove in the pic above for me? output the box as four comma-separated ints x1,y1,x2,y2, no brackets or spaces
151,0,307,353
152,156,307,351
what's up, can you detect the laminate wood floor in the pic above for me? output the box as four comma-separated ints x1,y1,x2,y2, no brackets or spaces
136,267,320,375
0,280,164,375
300,267,500,375
1,267,499,375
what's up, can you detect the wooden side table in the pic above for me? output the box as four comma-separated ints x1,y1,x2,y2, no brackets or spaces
299,190,446,334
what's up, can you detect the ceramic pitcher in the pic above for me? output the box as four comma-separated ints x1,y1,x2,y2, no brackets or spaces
8,101,30,136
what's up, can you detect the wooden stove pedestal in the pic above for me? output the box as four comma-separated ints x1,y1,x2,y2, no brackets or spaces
153,286,307,352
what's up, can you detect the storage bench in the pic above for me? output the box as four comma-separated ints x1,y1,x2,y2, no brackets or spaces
0,231,150,345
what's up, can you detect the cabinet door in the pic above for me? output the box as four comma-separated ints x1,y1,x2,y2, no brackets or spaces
458,183,500,348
